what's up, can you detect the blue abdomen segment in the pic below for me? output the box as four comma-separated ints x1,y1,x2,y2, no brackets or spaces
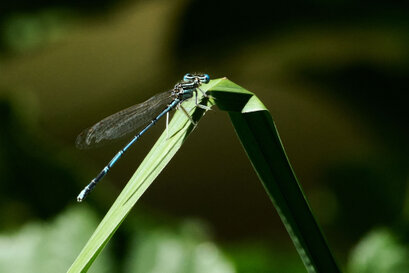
108,151,124,168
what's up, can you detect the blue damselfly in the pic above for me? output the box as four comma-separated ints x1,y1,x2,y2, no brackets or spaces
76,73,210,202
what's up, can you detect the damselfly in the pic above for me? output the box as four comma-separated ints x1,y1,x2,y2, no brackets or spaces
76,73,210,202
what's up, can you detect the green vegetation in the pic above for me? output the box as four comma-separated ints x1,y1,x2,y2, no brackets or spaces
68,78,339,272
1,0,408,272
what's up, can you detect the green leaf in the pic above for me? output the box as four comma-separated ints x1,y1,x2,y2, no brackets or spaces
67,81,215,273
68,77,340,273
208,78,341,273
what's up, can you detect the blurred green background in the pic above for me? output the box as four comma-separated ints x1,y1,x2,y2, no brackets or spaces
0,0,408,272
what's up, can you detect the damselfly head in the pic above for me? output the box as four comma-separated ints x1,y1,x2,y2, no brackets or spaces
183,73,210,84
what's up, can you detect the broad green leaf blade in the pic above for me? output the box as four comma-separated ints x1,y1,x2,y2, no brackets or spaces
69,77,340,273
67,83,215,273
208,78,341,273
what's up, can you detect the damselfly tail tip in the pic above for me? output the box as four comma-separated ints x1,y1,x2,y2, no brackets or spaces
77,189,87,202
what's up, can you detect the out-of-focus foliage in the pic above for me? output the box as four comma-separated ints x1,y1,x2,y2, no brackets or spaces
226,243,305,273
0,205,237,273
0,93,80,228
0,0,125,53
326,158,408,240
1,9,72,53
348,228,409,273
0,206,113,273
125,221,235,273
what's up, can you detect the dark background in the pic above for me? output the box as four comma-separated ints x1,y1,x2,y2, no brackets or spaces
0,0,408,272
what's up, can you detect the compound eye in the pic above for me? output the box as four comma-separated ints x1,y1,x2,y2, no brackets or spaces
202,74,210,83
183,73,193,82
